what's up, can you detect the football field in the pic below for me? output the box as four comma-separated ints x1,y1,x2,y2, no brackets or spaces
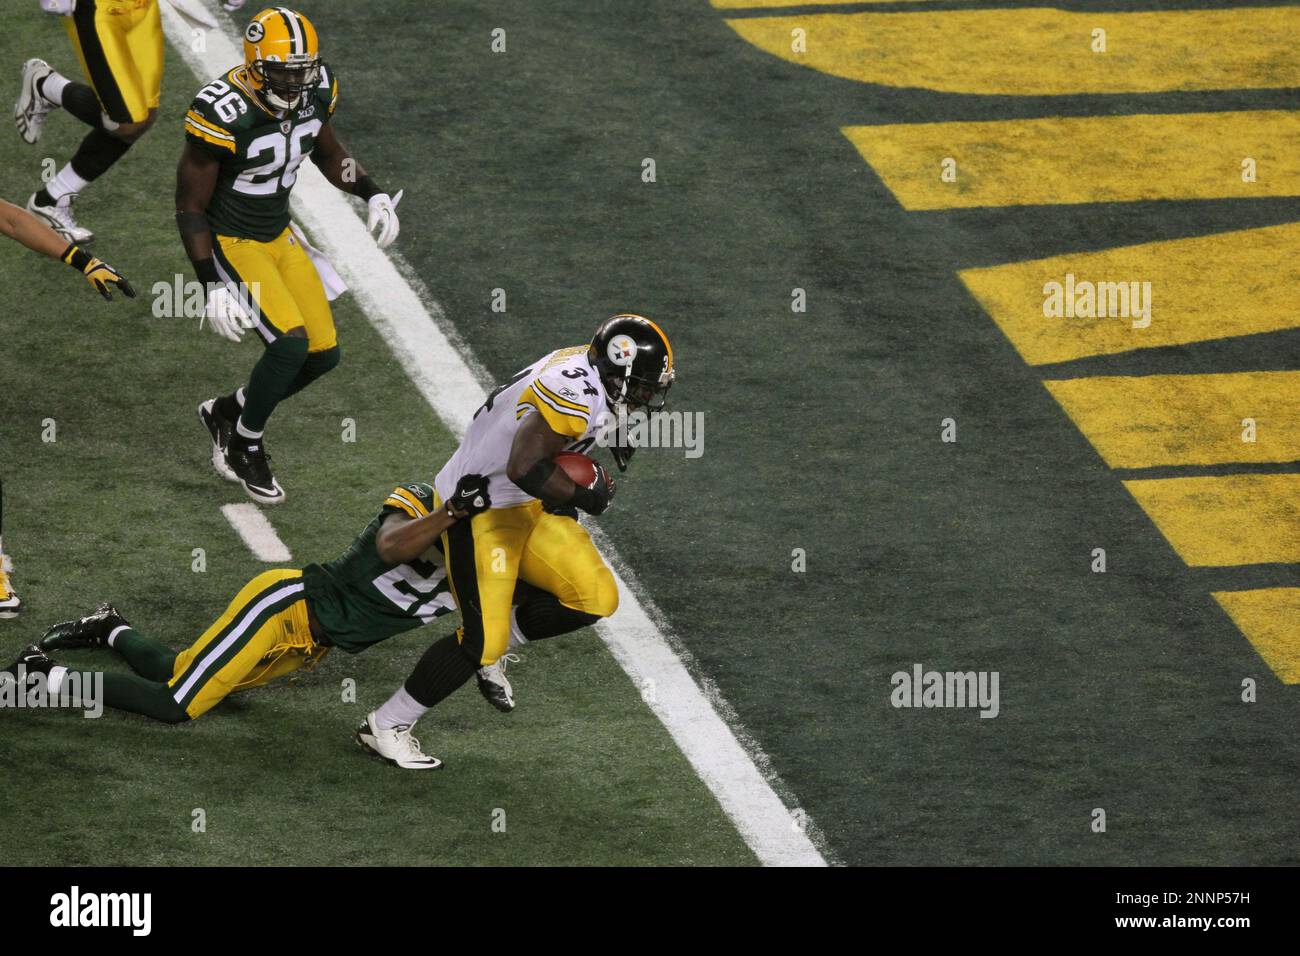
2,0,1299,867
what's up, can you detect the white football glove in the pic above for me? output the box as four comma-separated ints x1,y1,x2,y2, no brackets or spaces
39,0,77,15
204,286,255,343
367,189,402,249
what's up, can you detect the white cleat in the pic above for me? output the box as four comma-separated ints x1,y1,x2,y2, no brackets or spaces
27,192,93,244
476,653,519,712
355,712,443,770
0,554,21,619
14,58,54,145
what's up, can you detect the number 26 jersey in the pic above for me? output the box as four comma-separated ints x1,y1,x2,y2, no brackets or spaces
184,62,339,242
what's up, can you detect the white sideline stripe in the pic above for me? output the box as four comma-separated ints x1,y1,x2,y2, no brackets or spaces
221,503,292,562
162,4,828,867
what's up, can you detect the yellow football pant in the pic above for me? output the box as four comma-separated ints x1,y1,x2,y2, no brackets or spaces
212,228,337,351
65,0,163,125
168,569,327,719
438,497,620,666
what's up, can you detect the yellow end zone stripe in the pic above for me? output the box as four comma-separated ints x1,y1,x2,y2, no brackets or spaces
844,111,1300,211
1212,589,1300,685
725,8,1300,95
1044,372,1300,470
959,222,1300,366
1123,474,1300,567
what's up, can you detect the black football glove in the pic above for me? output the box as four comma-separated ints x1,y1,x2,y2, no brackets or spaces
570,460,615,516
447,473,491,518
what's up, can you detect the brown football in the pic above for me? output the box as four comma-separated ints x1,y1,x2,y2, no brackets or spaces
553,451,598,487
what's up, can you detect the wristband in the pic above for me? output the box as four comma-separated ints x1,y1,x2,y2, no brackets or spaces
175,210,211,236
191,257,220,286
61,243,93,273
354,175,383,202
512,458,556,499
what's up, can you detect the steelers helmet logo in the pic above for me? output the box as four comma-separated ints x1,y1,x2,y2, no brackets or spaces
245,20,265,42
607,334,637,367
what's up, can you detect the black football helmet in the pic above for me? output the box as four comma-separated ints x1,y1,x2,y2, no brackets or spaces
589,313,675,471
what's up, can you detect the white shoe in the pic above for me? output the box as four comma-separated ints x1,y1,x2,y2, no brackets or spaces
0,554,20,619
476,653,519,712
27,192,93,244
14,58,54,145
355,712,443,770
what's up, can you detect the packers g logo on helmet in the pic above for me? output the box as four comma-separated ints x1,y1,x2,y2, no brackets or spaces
243,7,320,112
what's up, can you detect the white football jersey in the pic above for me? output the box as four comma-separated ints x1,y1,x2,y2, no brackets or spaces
435,346,613,509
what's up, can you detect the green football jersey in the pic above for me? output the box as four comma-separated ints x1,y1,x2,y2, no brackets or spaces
301,482,457,653
184,63,339,242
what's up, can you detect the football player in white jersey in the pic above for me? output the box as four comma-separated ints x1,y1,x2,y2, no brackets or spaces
356,314,676,767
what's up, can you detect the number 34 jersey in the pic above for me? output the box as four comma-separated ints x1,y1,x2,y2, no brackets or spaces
184,62,339,242
301,482,457,653
435,345,614,510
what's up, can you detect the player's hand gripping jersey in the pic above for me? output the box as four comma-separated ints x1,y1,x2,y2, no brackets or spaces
302,481,457,652
435,346,612,509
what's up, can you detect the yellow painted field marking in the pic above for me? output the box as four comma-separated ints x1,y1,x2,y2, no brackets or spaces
1044,372,1300,469
958,222,1300,366
843,111,1300,210
1123,474,1300,567
1212,589,1300,684
724,8,1300,94
713,0,934,6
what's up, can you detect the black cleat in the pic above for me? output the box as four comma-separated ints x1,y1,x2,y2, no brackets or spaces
199,397,238,482
6,643,54,680
476,653,519,713
225,436,285,505
39,602,129,652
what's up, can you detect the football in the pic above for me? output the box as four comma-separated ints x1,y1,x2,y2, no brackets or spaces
553,451,598,488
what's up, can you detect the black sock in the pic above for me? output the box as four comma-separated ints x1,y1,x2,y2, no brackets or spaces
40,77,104,127
404,632,479,708
239,335,309,433
215,390,243,424
512,583,601,641
282,346,341,400
69,128,131,184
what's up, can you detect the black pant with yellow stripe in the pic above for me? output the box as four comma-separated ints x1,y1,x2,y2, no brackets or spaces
90,570,328,723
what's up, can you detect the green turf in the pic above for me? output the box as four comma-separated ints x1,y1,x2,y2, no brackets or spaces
0,4,753,866
313,0,1300,865
5,0,1299,867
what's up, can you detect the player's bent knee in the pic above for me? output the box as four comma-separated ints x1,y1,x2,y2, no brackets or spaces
585,567,620,619
112,112,156,144
309,345,341,376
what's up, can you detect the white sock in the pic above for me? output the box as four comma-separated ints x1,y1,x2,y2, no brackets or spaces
107,625,130,648
40,70,70,106
47,666,68,696
506,607,529,652
235,419,263,440
46,162,90,203
373,686,428,731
